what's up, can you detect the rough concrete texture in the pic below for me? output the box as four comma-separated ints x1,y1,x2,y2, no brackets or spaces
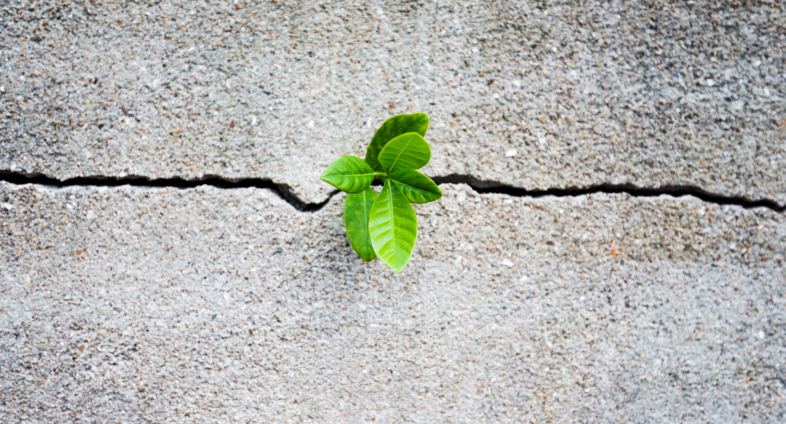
2,0,785,204
1,182,785,422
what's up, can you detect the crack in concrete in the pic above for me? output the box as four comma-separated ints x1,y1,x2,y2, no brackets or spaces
432,175,785,213
1,171,783,213
0,171,331,212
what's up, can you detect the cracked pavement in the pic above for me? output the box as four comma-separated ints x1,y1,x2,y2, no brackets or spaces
1,184,785,422
1,1,786,423
1,0,785,204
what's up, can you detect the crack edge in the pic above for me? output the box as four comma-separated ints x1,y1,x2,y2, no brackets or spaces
0,171,782,213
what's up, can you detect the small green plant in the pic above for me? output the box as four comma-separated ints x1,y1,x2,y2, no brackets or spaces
321,113,442,272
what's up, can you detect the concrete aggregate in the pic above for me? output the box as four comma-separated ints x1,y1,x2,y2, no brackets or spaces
1,1,785,204
1,182,785,422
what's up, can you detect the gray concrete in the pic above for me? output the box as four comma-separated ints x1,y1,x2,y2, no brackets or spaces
2,0,785,204
2,0,786,421
1,182,785,422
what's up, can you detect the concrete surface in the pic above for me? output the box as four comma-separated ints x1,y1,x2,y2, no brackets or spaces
1,182,785,422
2,0,786,422
2,0,785,204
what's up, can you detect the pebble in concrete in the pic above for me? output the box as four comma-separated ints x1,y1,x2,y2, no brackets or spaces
1,183,784,422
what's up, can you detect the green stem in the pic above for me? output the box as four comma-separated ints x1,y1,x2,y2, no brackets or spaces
374,172,389,180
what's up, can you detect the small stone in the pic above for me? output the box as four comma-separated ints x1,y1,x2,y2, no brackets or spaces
501,259,514,267
506,149,517,157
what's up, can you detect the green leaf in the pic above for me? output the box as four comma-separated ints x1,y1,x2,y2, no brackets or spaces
369,180,418,273
389,169,442,204
377,133,431,173
365,113,429,172
343,188,378,262
320,156,375,193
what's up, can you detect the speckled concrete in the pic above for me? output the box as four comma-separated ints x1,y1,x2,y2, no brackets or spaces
2,0,785,204
1,182,784,422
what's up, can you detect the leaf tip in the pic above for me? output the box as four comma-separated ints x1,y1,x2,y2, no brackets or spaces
387,256,412,272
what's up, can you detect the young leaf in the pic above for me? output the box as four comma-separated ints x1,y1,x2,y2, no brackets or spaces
320,155,375,193
389,169,442,204
377,133,431,173
365,113,429,172
369,180,418,273
344,188,378,262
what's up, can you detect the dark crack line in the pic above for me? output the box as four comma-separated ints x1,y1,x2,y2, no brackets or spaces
1,171,783,213
0,171,331,212
432,174,785,213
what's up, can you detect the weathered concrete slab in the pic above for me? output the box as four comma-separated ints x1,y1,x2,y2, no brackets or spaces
1,183,784,422
2,1,784,204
